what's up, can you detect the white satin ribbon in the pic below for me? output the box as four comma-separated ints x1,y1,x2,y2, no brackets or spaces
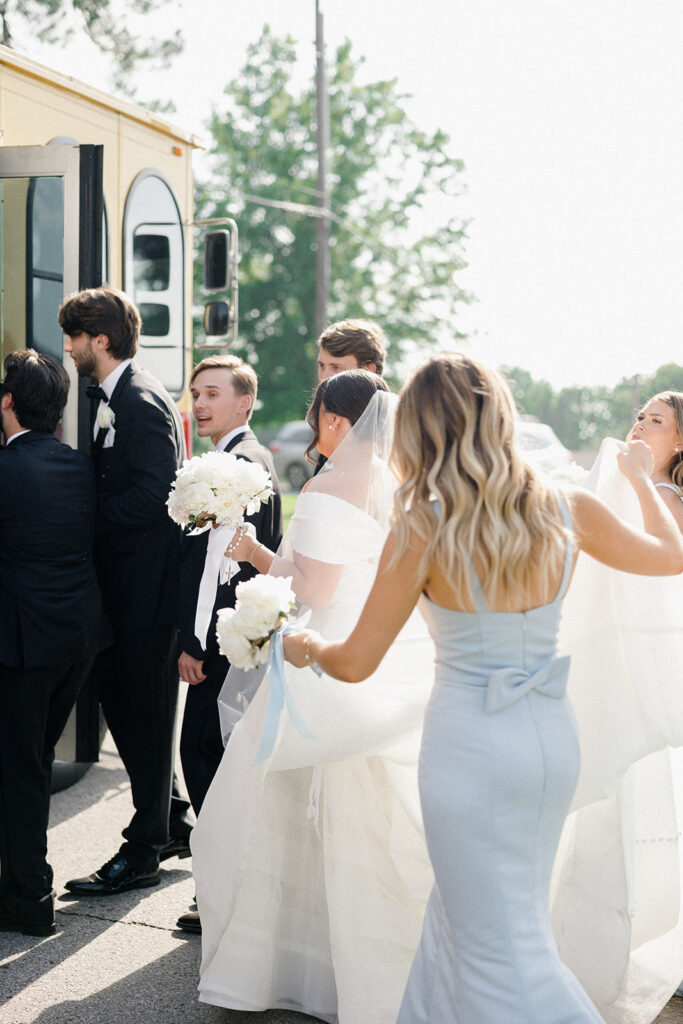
194,524,249,649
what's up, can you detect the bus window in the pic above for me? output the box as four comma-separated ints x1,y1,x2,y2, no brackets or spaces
123,171,184,398
26,176,64,360
24,177,109,361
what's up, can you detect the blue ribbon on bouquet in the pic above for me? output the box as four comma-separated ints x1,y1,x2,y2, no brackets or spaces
252,610,321,765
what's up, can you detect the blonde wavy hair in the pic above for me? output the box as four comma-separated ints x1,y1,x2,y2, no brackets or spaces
390,353,568,610
646,391,683,493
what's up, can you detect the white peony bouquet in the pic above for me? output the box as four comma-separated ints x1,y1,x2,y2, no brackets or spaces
166,450,273,533
215,575,296,670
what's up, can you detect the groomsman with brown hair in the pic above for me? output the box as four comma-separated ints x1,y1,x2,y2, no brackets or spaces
59,287,191,896
316,318,387,382
175,354,282,934
314,319,387,475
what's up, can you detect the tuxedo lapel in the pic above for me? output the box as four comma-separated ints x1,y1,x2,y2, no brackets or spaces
107,361,135,412
223,428,255,454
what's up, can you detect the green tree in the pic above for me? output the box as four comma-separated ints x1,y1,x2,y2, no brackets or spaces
0,0,182,96
196,26,472,425
503,363,683,451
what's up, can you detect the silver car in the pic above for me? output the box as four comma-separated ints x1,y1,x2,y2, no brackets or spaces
269,420,317,490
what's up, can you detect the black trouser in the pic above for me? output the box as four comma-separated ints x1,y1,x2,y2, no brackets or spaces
0,658,92,913
97,624,179,865
180,647,228,816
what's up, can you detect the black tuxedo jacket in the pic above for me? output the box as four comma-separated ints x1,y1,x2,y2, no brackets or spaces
178,428,283,662
92,360,185,630
0,431,101,668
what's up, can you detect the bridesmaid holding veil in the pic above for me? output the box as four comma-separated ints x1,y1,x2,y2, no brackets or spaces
631,390,683,528
550,388,683,1023
191,369,435,1024
286,354,683,1024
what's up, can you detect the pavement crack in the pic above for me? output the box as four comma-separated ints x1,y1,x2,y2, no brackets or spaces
56,908,177,931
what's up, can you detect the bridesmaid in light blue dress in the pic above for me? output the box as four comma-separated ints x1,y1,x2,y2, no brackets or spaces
397,500,601,1023
285,354,683,1024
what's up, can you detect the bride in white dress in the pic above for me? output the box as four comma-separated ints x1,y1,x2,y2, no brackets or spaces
191,370,435,1024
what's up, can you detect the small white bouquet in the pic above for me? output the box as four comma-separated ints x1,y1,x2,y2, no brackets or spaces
167,450,273,533
216,575,296,670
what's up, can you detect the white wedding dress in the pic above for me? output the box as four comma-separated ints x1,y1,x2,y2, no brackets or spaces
191,395,435,1024
549,439,683,1023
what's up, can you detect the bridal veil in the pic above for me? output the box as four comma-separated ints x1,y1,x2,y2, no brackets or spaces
550,439,683,1022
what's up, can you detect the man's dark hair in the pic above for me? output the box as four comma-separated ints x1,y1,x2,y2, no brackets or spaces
3,349,70,432
317,319,387,376
305,368,390,458
58,287,141,360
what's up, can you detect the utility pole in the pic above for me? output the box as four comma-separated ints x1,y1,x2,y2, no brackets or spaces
631,374,641,414
315,0,330,337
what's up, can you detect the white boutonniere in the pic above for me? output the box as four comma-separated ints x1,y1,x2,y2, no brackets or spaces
97,405,116,430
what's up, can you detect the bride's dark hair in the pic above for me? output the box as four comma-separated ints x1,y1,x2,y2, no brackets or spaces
305,369,389,460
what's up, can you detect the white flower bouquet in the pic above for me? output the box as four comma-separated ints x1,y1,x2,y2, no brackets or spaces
216,575,296,670
167,450,273,533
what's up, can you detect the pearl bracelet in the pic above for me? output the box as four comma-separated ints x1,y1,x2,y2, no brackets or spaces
224,526,245,558
249,542,263,567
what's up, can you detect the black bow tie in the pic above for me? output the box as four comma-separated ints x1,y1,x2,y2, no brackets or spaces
86,384,108,403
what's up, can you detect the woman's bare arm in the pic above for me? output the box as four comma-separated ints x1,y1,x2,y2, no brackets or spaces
570,441,683,574
227,529,342,608
284,530,428,682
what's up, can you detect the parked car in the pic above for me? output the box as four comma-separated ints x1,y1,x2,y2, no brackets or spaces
269,420,317,490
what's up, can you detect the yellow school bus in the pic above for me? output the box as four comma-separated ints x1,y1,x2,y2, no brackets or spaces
0,45,232,779
0,43,203,452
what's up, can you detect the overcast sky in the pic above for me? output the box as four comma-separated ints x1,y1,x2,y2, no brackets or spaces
28,0,683,389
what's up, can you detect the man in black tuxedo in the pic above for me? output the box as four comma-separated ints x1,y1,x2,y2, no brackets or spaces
175,354,282,933
58,287,190,896
0,350,100,936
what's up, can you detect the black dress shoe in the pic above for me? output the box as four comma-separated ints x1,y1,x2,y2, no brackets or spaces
64,853,160,896
159,835,192,862
0,908,55,937
176,910,201,934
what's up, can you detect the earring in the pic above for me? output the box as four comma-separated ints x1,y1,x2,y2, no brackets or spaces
329,424,334,430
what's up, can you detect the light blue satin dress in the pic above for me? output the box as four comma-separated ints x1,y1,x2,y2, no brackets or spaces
397,502,604,1023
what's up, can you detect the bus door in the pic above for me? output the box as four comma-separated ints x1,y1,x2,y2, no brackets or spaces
0,143,104,772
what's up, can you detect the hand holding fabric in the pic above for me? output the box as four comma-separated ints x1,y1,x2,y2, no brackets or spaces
616,438,654,482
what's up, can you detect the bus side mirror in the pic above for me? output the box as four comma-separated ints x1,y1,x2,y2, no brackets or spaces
204,300,230,338
195,217,238,348
203,231,230,291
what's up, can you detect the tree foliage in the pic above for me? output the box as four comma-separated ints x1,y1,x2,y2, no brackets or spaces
196,26,472,424
504,362,683,451
0,0,182,96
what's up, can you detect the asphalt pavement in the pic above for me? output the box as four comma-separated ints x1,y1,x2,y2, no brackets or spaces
1,728,682,1024
0,728,324,1024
